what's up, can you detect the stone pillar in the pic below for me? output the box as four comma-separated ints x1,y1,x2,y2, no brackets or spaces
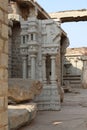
51,56,56,84
21,35,23,44
0,0,8,129
31,55,36,79
82,57,87,88
42,56,46,83
8,20,13,78
22,56,27,78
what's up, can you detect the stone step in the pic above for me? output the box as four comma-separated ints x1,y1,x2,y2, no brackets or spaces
63,77,81,80
70,84,81,88
70,80,81,84
63,75,82,88
63,75,81,80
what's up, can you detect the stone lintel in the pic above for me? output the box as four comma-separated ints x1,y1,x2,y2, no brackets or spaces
9,0,50,20
49,9,87,23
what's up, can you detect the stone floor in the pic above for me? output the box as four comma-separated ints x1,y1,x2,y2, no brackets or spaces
19,88,87,130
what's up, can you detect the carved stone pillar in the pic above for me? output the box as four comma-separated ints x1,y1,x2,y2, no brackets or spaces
42,56,46,83
21,35,23,44
31,54,36,79
82,56,87,88
51,56,56,84
22,56,27,79
8,20,13,78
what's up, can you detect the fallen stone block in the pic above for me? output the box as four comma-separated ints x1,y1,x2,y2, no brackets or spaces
8,103,37,130
8,78,43,103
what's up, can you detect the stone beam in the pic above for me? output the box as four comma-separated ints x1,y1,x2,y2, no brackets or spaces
16,0,51,19
35,2,50,19
49,9,87,23
9,0,50,21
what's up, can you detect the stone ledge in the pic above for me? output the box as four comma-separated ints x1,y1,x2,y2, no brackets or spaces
8,103,37,130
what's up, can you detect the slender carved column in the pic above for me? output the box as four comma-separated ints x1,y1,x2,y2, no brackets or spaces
42,56,46,83
31,54,36,79
8,20,13,78
22,56,27,79
51,56,56,84
21,35,23,44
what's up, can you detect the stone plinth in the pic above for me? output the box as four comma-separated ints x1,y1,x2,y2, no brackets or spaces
35,84,60,110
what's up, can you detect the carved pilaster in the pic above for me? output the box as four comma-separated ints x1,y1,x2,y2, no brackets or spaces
51,55,56,84
30,54,36,79
8,20,13,78
22,56,27,79
42,56,46,83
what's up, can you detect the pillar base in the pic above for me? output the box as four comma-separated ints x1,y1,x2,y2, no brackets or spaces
51,80,57,85
35,83,61,111
42,80,47,84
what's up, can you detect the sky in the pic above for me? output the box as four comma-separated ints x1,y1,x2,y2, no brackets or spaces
37,0,87,48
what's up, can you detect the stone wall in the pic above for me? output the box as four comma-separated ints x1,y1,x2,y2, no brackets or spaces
11,22,22,78
0,1,8,130
64,47,87,75
65,47,87,56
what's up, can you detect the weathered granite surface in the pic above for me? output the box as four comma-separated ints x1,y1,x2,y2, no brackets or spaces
8,103,37,130
0,1,8,130
8,78,43,103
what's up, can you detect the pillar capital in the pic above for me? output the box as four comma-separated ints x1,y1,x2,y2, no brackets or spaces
30,54,36,58
50,55,56,59
22,56,27,60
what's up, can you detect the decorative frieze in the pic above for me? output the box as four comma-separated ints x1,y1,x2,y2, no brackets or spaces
28,43,39,55
20,47,28,56
42,44,59,55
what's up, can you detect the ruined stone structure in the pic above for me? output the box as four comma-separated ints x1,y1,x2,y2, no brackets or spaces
0,0,87,129
8,0,50,78
49,10,87,89
8,0,69,110
49,9,87,23
0,1,8,130
63,47,87,88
